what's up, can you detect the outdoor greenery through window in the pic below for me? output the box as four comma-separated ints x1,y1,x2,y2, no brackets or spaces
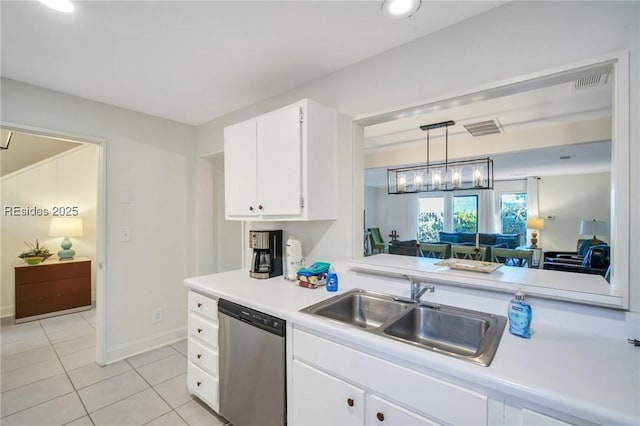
418,197,444,241
453,195,478,233
500,193,528,245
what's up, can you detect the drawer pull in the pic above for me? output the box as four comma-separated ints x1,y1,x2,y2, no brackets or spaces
376,412,385,422
347,398,354,407
197,302,202,308
197,328,202,333
197,353,202,359
196,381,202,387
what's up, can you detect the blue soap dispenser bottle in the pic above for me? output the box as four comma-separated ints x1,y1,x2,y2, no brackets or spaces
508,288,532,338
326,266,338,292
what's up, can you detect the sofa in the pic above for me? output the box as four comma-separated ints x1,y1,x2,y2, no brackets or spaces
434,232,520,261
389,232,520,260
543,244,610,276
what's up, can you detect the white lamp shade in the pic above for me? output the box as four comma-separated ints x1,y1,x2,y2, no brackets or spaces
49,217,83,237
526,218,545,230
579,220,608,237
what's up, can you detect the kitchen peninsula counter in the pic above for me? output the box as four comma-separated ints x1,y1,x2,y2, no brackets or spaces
185,265,639,425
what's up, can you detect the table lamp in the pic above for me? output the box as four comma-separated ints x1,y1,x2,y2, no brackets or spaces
526,218,544,248
49,217,83,260
579,219,607,245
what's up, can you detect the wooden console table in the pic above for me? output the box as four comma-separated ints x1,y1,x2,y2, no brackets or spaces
14,257,91,322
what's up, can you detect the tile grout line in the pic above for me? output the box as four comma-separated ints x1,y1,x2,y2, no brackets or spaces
37,317,93,424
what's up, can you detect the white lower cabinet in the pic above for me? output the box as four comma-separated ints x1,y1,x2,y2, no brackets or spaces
292,328,486,425
366,394,440,426
292,360,365,426
187,291,219,412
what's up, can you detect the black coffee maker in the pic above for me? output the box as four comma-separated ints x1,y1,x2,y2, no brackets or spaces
249,230,283,279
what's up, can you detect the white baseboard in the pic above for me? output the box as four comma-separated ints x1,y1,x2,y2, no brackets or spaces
1,305,15,318
104,326,187,365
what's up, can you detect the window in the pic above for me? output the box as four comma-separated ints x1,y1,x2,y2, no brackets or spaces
500,193,528,245
418,197,444,241
453,195,478,233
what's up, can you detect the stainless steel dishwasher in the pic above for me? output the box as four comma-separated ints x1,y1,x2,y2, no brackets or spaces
218,298,286,426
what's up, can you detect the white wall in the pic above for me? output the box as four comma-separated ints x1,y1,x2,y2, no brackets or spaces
539,172,611,251
1,78,197,363
1,145,98,317
196,2,639,310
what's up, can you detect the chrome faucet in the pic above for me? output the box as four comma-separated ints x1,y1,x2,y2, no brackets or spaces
407,276,435,303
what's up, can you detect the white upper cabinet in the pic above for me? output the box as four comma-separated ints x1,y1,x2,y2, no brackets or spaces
224,99,337,221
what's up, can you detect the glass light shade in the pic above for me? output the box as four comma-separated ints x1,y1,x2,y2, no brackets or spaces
526,218,545,230
579,219,608,236
450,168,462,188
49,217,83,237
397,175,407,192
381,0,421,19
473,166,484,187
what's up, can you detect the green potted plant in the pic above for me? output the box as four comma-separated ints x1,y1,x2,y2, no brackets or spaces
18,239,52,265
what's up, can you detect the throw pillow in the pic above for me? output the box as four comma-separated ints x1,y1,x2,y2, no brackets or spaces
577,240,592,257
495,235,519,249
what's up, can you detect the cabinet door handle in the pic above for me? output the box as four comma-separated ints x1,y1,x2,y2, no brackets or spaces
249,206,254,212
258,205,263,210
196,381,202,387
197,302,202,308
347,398,354,407
376,412,385,422
197,353,202,359
197,328,202,333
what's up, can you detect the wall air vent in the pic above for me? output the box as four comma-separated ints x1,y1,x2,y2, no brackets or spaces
574,72,609,90
462,118,503,137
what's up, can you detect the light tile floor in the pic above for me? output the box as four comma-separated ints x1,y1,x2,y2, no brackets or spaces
1,309,228,426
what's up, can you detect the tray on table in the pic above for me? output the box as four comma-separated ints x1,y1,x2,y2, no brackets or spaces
435,258,503,273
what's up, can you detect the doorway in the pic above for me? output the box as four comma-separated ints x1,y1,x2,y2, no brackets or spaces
0,125,106,364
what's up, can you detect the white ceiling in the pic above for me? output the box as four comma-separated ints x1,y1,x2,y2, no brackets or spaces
363,67,613,187
0,1,504,126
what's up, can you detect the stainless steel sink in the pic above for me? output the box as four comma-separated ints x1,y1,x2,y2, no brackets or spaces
300,289,506,366
300,289,411,330
382,304,506,366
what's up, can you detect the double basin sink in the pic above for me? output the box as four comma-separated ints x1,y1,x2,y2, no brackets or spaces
300,289,506,366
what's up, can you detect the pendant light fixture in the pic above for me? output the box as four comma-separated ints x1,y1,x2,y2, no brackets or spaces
387,120,494,194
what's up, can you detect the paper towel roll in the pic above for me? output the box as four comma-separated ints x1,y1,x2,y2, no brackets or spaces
286,236,303,280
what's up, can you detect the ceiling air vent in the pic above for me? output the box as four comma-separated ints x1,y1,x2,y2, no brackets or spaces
462,118,503,137
574,72,609,90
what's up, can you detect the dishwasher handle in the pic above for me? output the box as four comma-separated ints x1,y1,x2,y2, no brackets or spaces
218,298,286,337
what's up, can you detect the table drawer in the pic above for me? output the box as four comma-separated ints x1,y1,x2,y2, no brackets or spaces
188,338,218,376
188,291,218,322
188,362,219,412
189,313,218,347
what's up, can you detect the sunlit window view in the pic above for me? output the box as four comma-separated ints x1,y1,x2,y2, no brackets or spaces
500,193,528,245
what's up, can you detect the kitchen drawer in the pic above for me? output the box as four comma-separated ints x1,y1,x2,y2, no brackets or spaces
188,291,218,322
293,329,487,425
188,361,219,412
188,338,218,377
189,313,218,347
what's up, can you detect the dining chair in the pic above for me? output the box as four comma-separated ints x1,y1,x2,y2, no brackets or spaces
451,245,487,261
492,247,533,268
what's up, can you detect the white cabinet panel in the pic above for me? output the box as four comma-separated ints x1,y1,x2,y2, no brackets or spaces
223,99,336,221
256,106,302,216
187,361,219,412
224,119,258,217
188,338,218,376
188,291,218,321
188,313,218,347
292,360,365,426
366,394,441,426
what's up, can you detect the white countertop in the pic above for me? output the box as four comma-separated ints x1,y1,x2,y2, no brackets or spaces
348,254,622,308
184,266,639,425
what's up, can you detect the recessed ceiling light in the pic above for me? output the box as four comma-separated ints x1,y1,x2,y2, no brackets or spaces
39,0,74,13
381,0,421,19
